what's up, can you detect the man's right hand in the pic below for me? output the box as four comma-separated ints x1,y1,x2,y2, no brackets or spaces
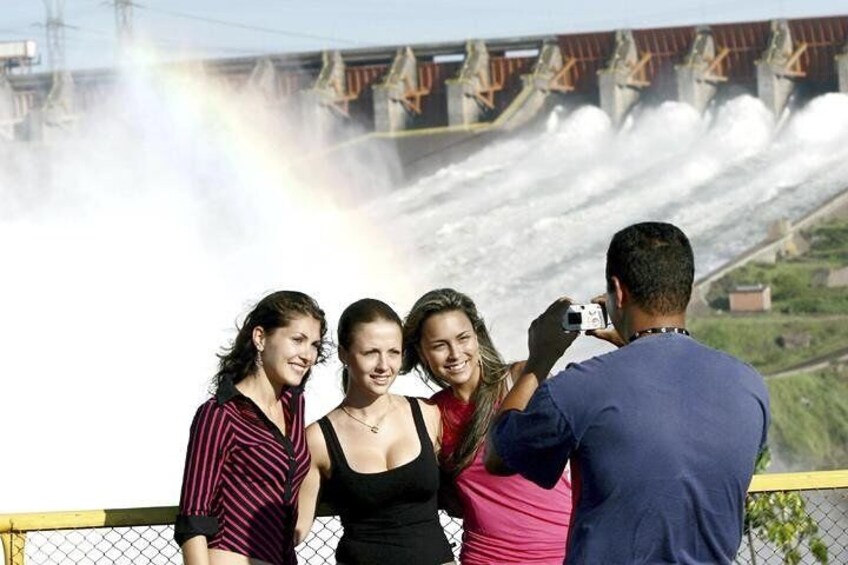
526,296,579,378
586,294,625,348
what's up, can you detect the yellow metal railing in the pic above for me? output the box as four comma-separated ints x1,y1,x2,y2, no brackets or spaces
2,471,847,565
748,469,848,492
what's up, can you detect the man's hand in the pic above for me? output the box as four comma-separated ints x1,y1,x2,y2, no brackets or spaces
526,296,579,376
585,294,625,348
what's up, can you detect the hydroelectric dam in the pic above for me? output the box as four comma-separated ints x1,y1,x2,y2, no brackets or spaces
2,13,848,563
3,15,848,179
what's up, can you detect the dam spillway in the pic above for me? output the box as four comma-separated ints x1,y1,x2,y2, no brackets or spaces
3,15,848,146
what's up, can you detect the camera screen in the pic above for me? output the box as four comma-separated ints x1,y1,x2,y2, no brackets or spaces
567,312,582,325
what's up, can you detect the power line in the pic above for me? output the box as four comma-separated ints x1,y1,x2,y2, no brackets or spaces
135,4,373,47
59,25,272,56
0,27,37,36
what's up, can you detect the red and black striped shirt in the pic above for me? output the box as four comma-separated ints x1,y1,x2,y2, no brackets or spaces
174,378,311,565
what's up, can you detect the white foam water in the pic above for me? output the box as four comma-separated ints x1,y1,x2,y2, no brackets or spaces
370,93,848,363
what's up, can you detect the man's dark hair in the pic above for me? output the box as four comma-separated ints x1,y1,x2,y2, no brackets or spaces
606,222,694,314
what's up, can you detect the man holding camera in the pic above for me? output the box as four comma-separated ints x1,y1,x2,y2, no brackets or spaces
485,222,769,563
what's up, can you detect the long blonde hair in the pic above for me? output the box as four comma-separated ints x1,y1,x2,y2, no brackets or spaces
402,288,510,474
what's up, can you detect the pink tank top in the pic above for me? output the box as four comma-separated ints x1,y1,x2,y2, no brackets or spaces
433,388,573,564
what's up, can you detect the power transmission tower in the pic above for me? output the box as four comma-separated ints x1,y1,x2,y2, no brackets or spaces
114,0,134,52
43,0,66,72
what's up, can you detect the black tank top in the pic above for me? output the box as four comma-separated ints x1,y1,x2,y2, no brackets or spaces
318,397,454,565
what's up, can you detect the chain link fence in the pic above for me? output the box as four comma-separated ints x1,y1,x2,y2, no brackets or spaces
2,514,463,565
3,486,846,564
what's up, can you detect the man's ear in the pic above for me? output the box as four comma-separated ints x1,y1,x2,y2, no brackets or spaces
611,276,627,309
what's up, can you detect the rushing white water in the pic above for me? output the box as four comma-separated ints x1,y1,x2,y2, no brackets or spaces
369,94,848,362
1,65,847,514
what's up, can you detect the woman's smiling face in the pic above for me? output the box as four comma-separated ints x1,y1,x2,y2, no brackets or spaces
418,310,481,395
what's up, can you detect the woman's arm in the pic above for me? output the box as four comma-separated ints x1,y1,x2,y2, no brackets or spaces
175,403,228,559
181,536,211,565
295,423,329,546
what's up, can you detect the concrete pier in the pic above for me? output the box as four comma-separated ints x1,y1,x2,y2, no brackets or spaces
598,30,648,126
676,27,726,113
838,42,848,93
446,40,491,126
756,20,800,116
306,50,348,118
500,41,567,129
373,47,421,132
0,73,15,141
301,50,349,130
246,57,281,102
42,71,75,128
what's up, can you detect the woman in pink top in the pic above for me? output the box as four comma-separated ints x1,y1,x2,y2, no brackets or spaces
402,288,572,564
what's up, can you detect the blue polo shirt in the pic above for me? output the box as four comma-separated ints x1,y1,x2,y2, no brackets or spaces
491,333,769,564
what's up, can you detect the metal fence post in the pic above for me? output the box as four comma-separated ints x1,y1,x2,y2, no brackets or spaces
0,531,26,565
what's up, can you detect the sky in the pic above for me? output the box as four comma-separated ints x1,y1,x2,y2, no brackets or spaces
2,0,846,71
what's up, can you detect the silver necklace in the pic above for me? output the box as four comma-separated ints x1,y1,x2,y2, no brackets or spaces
341,397,394,434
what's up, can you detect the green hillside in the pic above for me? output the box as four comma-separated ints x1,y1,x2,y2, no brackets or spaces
766,368,848,470
691,217,848,470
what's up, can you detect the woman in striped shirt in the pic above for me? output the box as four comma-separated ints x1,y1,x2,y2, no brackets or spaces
175,290,328,565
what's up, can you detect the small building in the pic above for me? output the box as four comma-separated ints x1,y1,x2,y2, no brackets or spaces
729,284,772,312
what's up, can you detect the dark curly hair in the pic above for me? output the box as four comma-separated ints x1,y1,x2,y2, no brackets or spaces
606,222,694,314
214,290,328,392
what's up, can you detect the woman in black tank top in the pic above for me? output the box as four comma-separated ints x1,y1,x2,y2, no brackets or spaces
296,299,455,565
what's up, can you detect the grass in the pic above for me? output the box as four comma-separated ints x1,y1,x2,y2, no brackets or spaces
689,314,848,375
765,369,848,470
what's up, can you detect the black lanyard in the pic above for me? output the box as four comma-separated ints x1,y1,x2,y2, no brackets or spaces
629,327,690,342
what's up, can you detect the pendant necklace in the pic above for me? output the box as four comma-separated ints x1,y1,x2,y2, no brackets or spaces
341,396,394,434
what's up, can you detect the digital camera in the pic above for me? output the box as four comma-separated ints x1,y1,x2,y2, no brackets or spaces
562,303,608,332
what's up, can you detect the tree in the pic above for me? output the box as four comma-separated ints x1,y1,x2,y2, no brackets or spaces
744,448,828,564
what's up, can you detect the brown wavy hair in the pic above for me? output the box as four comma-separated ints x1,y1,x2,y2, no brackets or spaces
401,288,510,474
